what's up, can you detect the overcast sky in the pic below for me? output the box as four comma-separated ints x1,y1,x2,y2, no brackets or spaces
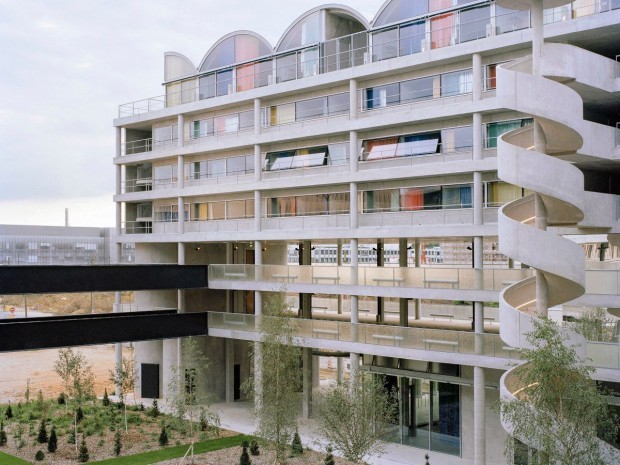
0,0,385,227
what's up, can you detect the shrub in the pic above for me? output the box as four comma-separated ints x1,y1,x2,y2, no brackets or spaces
0,421,7,446
78,435,89,462
67,428,76,444
425,453,431,465
240,441,252,465
57,393,66,405
324,445,335,465
47,426,57,453
149,400,160,417
290,429,303,456
37,420,48,444
158,425,168,446
76,406,84,423
35,450,45,461
102,389,110,407
113,429,122,456
249,439,260,456
4,404,12,419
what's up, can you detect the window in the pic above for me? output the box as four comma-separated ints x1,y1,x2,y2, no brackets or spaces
214,114,239,134
276,54,296,83
363,183,472,212
399,21,425,56
267,193,349,217
216,69,233,96
400,76,435,103
254,60,273,87
192,119,214,139
327,143,349,165
485,119,533,148
485,63,498,90
153,125,177,150
373,28,399,61
441,69,473,96
364,83,399,109
431,12,456,49
199,74,216,100
441,126,473,152
459,6,490,43
265,146,329,171
298,46,319,78
227,199,254,219
296,97,327,121
328,93,349,115
269,103,295,125
153,165,177,186
155,205,177,222
496,5,530,34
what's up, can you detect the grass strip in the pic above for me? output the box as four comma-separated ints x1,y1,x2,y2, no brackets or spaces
0,451,33,465
90,433,252,465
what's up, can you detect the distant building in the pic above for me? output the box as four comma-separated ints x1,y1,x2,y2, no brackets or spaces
0,224,134,265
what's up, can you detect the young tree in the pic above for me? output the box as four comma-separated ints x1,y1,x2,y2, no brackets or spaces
113,429,122,456
54,348,95,407
324,445,335,465
290,429,303,456
47,426,57,453
4,404,12,419
108,353,137,432
78,435,89,462
166,337,220,436
158,425,169,446
317,372,398,464
0,421,7,446
574,307,616,342
243,292,302,465
102,388,110,407
500,318,619,465
239,440,252,465
37,420,48,444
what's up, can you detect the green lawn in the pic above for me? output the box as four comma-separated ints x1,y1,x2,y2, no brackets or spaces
89,434,252,465
0,451,32,465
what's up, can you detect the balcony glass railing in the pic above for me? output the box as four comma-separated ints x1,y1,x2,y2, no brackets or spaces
208,264,533,291
207,312,518,358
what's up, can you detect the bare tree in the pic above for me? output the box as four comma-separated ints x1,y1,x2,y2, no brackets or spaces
54,348,95,407
109,352,138,432
167,337,220,437
317,372,398,464
243,291,302,465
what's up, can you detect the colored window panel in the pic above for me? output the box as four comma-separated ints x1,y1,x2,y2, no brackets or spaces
375,0,428,26
236,63,255,92
216,69,233,96
365,137,399,160
431,13,455,49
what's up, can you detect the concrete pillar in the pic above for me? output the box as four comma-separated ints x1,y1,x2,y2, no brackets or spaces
300,241,312,319
254,98,261,137
474,366,486,465
473,113,482,160
473,53,482,101
115,126,122,158
177,114,184,148
255,242,263,315
114,291,122,397
177,197,185,235
254,190,261,232
376,239,384,323
254,144,262,182
115,158,122,237
535,193,549,315
349,79,358,120
162,338,179,399
531,0,544,77
337,242,343,314
474,172,483,227
225,340,234,403
312,355,320,387
337,358,343,383
350,237,359,382
302,348,313,418
399,238,408,327
177,154,184,190
177,243,185,312
350,183,358,229
534,120,547,155
414,240,421,319
350,130,358,173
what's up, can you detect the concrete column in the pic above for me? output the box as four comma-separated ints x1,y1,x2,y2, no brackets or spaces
473,112,482,160
350,237,359,382
254,98,261,137
302,348,313,418
177,154,184,190
300,241,312,319
255,242,263,315
350,130,358,173
414,240,421,319
312,355,320,387
350,183,358,229
225,340,234,403
177,114,184,148
474,366,486,465
531,0,544,77
376,239,384,323
337,242,343,314
254,238,264,409
177,197,185,235
535,193,547,231
336,358,343,383
115,160,122,237
254,190,261,232
473,53,482,101
399,238,408,327
114,291,122,397
474,172,483,227
349,79,358,120
115,126,122,158
534,120,547,155
254,144,262,182
177,243,185,313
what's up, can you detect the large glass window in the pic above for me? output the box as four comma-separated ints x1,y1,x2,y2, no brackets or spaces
269,103,295,126
375,0,429,27
199,74,216,100
364,83,399,109
327,93,349,115
372,28,399,61
265,146,330,171
459,6,490,43
431,12,456,49
399,21,425,56
363,184,472,212
153,165,177,187
153,125,177,150
298,47,319,78
276,54,297,83
216,69,233,96
278,11,320,51
485,119,533,147
267,193,349,217
496,5,530,34
296,97,327,121
441,69,473,96
441,125,473,152
400,76,435,103
255,60,273,87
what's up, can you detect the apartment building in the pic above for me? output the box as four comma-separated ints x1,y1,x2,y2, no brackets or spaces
113,0,620,463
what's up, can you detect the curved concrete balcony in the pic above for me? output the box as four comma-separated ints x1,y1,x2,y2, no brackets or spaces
208,264,533,300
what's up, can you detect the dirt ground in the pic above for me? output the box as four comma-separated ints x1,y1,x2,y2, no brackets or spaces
0,344,121,404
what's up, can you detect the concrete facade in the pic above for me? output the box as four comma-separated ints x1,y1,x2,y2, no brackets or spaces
113,1,620,464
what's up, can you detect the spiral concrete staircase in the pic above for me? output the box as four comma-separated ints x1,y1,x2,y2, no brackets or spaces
494,6,620,458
